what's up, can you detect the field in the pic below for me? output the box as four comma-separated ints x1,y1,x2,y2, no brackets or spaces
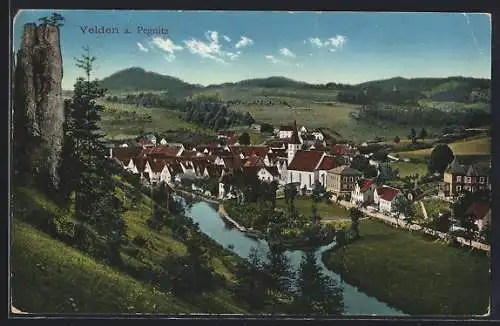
276,198,350,220
231,102,442,142
395,137,491,158
12,183,248,314
391,162,429,178
98,101,214,140
322,219,490,315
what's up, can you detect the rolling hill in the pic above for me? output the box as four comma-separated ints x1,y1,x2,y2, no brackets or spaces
97,67,490,105
99,67,199,96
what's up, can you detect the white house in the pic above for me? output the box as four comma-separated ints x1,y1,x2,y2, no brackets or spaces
351,179,376,205
312,131,325,141
160,138,168,145
278,126,295,139
144,159,167,184
299,126,308,135
257,167,280,183
374,186,402,214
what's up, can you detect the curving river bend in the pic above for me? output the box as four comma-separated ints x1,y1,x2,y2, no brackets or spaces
183,199,407,316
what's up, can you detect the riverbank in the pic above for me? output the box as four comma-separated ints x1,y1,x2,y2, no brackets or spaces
175,189,220,205
321,218,490,316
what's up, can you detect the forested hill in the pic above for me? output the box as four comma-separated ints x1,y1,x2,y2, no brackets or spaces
99,67,200,96
97,67,490,104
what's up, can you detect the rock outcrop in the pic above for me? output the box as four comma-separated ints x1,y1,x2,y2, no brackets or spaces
13,22,64,189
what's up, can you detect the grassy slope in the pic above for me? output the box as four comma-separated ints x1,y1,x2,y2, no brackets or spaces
391,162,428,178
12,184,247,314
98,101,214,140
276,198,350,219
12,220,195,314
322,219,490,316
395,137,491,158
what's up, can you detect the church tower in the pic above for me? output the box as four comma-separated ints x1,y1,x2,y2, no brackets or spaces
287,120,301,164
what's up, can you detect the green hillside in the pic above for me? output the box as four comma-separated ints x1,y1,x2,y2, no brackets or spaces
11,184,249,314
100,67,199,96
12,220,195,313
98,68,490,105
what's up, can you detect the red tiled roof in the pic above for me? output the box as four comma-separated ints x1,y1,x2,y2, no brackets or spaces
466,202,490,220
315,155,339,171
223,156,243,170
180,150,201,158
265,166,280,177
244,154,265,167
205,165,223,178
144,145,182,157
133,157,147,172
288,150,325,172
359,179,374,193
167,162,183,175
266,140,288,149
231,146,269,158
148,159,167,173
331,144,347,156
376,186,400,202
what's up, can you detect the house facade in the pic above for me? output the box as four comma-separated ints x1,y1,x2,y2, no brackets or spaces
440,160,491,199
326,165,363,197
374,186,401,214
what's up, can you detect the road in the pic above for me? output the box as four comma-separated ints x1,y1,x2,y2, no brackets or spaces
335,200,490,252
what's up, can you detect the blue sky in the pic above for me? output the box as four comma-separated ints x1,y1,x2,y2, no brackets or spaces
13,10,491,90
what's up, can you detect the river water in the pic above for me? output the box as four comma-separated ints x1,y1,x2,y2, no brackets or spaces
183,200,406,316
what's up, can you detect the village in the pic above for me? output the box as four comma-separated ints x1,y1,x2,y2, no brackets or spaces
108,120,491,251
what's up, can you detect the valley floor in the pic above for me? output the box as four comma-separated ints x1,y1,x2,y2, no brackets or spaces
321,219,490,316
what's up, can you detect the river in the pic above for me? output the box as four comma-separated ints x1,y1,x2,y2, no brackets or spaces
183,199,406,316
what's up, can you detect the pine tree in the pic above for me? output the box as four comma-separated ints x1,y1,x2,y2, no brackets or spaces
234,247,267,309
263,244,294,297
61,46,127,266
294,250,344,315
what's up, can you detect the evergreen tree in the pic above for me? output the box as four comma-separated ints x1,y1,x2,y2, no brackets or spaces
234,247,267,309
294,250,344,315
61,46,127,265
263,244,294,297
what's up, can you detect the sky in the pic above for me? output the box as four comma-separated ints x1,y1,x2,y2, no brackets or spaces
13,10,492,90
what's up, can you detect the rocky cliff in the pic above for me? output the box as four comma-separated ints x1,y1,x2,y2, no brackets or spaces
13,23,64,189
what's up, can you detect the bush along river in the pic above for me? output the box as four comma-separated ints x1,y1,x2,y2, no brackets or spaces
180,198,407,316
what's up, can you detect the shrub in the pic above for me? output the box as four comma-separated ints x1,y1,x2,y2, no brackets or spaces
132,235,148,247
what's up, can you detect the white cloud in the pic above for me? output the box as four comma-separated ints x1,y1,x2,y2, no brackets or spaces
137,42,149,52
279,47,296,58
235,36,254,48
307,35,347,51
183,30,244,64
265,55,281,64
295,63,303,68
205,30,219,43
309,37,326,48
151,37,183,61
152,37,183,53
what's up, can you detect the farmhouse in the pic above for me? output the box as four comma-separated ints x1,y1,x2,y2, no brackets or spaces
374,186,402,214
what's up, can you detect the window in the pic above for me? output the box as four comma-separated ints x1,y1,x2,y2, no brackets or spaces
456,185,461,192
465,177,471,183
310,174,312,186
456,176,462,182
349,177,353,182
480,177,485,183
